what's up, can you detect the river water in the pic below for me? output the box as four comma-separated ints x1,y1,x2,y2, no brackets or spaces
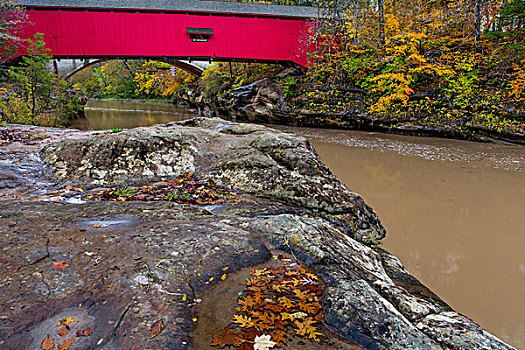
72,100,525,348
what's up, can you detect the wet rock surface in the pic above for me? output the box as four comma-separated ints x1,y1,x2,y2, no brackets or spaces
0,120,516,349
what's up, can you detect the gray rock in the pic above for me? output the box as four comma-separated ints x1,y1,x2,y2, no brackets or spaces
41,117,385,246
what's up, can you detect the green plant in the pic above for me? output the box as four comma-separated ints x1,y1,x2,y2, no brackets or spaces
113,186,137,197
281,76,296,99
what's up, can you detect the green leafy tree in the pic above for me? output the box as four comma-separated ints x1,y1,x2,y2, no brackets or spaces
1,33,83,126
7,33,52,115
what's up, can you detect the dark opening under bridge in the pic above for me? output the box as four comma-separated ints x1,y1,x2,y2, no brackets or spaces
15,0,317,71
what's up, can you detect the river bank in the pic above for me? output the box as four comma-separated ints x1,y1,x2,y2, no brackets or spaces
0,119,517,349
173,74,525,146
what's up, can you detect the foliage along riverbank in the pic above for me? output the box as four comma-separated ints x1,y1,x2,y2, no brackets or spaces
4,0,523,144
69,57,525,144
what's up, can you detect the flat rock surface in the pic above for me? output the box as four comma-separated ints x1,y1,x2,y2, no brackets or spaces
0,120,516,349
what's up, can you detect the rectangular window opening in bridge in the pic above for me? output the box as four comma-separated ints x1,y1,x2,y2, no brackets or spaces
186,28,213,42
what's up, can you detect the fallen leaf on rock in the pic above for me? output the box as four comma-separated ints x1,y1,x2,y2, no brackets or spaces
92,224,100,228
289,311,307,319
41,335,54,350
233,315,256,328
57,337,75,350
150,319,164,339
50,261,69,270
57,324,70,337
65,186,83,192
271,330,287,345
211,327,242,347
57,318,74,326
76,327,94,337
238,343,254,350
253,334,276,350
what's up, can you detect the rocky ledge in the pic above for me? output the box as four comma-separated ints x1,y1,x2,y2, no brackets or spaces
0,119,516,349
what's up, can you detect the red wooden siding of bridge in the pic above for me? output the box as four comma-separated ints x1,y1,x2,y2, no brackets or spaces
24,9,312,66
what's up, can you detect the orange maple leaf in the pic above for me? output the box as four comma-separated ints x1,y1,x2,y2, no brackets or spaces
254,322,273,332
299,302,321,314
150,319,164,339
250,268,267,277
58,337,75,350
278,296,294,309
233,314,256,328
272,330,287,346
238,296,257,311
293,289,308,301
253,291,265,303
294,318,316,337
41,335,54,350
57,324,70,337
263,303,283,313
50,261,69,270
76,326,95,337
211,327,242,347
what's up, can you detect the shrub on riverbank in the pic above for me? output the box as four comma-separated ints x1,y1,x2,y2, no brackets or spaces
0,34,83,127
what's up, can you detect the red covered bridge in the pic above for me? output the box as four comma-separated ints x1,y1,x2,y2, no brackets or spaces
16,0,316,68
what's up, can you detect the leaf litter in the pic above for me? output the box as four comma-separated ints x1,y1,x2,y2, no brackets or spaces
40,316,96,349
211,258,326,349
83,173,238,205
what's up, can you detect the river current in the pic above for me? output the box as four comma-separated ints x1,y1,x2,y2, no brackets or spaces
72,100,525,348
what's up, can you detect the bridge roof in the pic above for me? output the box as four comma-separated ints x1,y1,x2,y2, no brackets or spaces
16,0,318,19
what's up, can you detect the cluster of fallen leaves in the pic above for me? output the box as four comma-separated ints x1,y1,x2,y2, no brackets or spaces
84,174,238,205
41,317,94,350
0,129,45,145
212,263,325,349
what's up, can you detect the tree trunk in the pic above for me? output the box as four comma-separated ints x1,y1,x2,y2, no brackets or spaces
378,0,385,47
475,0,481,51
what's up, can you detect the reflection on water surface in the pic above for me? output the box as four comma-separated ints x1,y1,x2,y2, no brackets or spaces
70,100,193,130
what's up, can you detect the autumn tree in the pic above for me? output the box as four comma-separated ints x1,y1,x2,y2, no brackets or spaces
293,0,524,135
0,0,28,62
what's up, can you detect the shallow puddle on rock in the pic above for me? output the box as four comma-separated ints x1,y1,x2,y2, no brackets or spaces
28,307,96,350
191,252,361,350
75,215,142,230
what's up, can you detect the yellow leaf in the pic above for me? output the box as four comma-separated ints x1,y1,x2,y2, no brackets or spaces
57,317,74,326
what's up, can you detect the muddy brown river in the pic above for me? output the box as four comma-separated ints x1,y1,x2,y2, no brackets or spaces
72,100,525,348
